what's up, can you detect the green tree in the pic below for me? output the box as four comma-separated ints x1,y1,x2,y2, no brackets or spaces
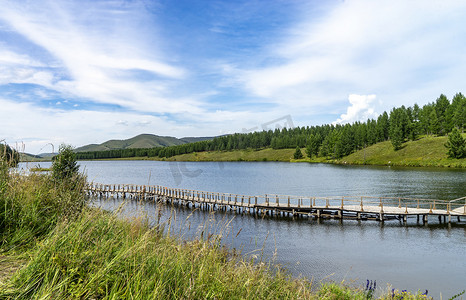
390,125,403,151
435,94,450,135
452,94,466,132
293,146,303,159
445,128,465,158
306,134,320,158
52,144,80,181
429,109,440,135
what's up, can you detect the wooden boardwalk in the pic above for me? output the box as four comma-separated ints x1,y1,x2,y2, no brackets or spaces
85,183,466,224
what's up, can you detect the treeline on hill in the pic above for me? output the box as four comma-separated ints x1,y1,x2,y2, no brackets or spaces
76,93,466,161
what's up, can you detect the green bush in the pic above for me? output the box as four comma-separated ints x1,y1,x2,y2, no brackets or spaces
293,146,303,159
52,144,79,181
445,128,466,158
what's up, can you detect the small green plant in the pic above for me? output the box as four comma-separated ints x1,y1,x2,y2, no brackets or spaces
364,280,376,299
293,146,303,159
449,290,465,300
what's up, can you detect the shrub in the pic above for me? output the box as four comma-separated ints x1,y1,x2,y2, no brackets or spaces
445,128,466,158
52,144,79,182
293,146,303,159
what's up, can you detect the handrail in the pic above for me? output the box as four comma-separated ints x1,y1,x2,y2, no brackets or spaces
84,182,465,215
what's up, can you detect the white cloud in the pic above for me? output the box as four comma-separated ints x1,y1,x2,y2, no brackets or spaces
0,0,197,114
334,94,378,124
235,0,466,111
0,50,44,67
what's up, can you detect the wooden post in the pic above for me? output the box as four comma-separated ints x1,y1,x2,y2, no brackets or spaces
341,197,344,209
276,195,279,207
287,196,290,208
360,197,364,212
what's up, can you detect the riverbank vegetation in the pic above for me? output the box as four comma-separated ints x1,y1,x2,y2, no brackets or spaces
91,135,466,168
1,147,434,298
75,93,466,166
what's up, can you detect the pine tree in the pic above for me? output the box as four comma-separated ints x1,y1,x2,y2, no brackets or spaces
390,125,403,151
293,146,303,159
445,128,465,158
306,134,320,158
429,110,440,135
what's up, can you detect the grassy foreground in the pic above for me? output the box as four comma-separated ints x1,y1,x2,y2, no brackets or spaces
0,163,433,299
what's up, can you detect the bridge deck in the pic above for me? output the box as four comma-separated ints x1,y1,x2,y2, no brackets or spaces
85,183,466,223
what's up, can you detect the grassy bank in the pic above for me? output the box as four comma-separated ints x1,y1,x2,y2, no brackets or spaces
338,135,466,168
0,159,433,298
141,135,465,168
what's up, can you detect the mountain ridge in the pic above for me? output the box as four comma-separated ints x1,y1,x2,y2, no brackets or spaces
74,134,215,152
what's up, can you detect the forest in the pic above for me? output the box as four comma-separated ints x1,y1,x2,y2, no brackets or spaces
75,93,466,160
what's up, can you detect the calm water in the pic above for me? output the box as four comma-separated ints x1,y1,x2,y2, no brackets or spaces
19,161,466,297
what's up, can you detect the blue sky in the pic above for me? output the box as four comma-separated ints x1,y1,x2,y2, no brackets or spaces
1,0,466,154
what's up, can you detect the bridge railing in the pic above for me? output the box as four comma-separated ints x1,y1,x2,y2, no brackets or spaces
84,182,465,214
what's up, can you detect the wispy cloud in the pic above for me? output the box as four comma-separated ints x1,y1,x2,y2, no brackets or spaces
0,0,196,114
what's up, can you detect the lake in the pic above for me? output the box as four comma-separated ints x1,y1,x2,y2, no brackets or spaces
19,160,466,297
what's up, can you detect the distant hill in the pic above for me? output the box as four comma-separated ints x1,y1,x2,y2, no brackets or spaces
74,134,215,152
20,152,47,162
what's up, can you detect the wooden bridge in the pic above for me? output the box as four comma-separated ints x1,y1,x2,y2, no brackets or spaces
85,183,466,224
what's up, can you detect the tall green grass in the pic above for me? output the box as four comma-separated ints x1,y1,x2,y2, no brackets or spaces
2,209,317,299
0,165,86,251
